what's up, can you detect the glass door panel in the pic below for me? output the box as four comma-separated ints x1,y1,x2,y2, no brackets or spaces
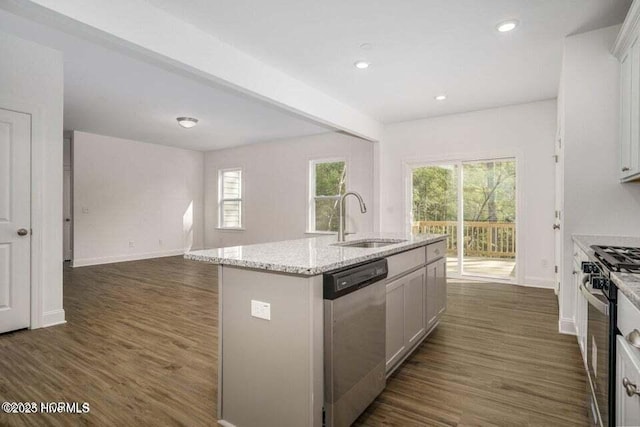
461,160,516,279
411,164,459,276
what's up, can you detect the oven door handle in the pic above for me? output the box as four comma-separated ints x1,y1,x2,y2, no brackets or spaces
579,284,609,316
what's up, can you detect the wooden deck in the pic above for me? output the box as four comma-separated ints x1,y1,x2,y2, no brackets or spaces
0,257,587,426
448,257,516,279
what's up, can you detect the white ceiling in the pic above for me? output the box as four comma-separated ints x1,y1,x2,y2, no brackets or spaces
147,0,632,123
0,9,331,151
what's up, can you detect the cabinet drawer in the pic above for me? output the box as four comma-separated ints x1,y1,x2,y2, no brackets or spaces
426,240,446,263
386,247,426,280
619,291,640,339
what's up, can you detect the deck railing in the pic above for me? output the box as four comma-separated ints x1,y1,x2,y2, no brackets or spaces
411,220,516,259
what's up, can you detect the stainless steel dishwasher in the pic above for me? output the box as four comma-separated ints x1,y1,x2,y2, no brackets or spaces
323,258,388,427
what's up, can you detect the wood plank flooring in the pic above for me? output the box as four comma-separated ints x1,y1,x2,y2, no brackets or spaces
0,257,589,426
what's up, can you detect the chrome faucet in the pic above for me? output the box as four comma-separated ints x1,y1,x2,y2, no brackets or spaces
338,191,367,242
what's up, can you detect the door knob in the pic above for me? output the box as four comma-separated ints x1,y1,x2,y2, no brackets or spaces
553,224,560,230
622,167,630,172
65,218,71,222
17,228,29,236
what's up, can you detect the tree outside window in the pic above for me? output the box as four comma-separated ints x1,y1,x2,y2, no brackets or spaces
310,160,346,232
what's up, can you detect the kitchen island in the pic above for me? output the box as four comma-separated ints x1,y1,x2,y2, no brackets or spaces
186,232,447,427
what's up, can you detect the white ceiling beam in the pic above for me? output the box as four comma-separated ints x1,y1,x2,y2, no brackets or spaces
5,0,383,141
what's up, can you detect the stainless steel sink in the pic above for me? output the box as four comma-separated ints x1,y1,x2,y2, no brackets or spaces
333,239,407,248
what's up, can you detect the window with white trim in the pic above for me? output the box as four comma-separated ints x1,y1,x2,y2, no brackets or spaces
309,159,347,232
218,168,243,229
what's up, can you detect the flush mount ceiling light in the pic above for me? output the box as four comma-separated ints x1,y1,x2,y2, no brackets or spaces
496,20,519,33
434,94,447,101
354,60,370,69
177,117,198,128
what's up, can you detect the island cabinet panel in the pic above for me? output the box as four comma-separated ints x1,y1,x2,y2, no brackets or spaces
426,257,446,331
218,266,324,427
385,278,406,370
404,269,427,347
384,268,426,372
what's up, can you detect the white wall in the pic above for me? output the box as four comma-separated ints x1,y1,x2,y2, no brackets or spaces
72,131,204,266
0,30,64,327
204,132,375,248
559,25,640,331
379,100,558,288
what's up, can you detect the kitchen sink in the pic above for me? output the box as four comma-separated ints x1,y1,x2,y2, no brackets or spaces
333,239,407,248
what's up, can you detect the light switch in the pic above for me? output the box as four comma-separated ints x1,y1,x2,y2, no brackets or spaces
251,300,271,321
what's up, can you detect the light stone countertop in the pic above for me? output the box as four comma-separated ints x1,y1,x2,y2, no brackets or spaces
573,234,640,310
185,232,447,276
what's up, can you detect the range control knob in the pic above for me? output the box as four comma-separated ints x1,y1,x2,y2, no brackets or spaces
581,262,599,274
591,277,609,290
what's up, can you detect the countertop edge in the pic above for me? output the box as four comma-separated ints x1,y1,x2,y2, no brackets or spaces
184,235,447,276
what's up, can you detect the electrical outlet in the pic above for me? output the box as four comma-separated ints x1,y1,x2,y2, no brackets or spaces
82,207,89,214
542,259,549,268
158,239,163,246
129,241,135,248
251,300,271,321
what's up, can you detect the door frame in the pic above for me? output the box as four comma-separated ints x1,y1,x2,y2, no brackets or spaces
403,150,524,285
1,97,47,329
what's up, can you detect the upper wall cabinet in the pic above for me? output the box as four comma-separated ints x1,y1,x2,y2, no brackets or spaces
614,2,640,182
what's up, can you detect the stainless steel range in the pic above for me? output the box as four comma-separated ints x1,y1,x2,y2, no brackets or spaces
583,245,640,426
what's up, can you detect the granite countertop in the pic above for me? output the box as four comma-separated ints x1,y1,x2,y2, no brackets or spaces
185,232,447,276
573,234,640,310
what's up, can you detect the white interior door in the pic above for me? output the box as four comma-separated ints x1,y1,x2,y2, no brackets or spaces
0,108,31,333
63,169,72,261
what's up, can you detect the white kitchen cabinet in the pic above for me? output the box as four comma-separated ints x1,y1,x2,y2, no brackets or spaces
617,290,640,425
617,336,640,426
385,268,426,371
614,6,640,182
385,240,447,375
426,257,447,331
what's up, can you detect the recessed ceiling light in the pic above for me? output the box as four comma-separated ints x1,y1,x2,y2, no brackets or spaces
354,60,370,69
435,94,447,101
497,20,519,33
177,117,198,128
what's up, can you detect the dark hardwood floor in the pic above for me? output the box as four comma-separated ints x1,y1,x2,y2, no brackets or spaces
0,257,588,426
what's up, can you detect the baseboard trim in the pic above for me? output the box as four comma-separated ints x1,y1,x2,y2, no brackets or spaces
72,248,202,268
521,276,556,289
42,309,66,328
559,316,576,335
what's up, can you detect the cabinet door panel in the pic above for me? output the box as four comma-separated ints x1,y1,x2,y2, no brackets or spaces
617,337,640,426
386,280,405,369
436,258,447,316
621,47,633,178
631,37,640,176
404,269,426,346
426,262,439,329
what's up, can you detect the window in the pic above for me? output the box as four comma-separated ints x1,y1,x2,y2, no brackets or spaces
218,168,243,229
309,160,347,232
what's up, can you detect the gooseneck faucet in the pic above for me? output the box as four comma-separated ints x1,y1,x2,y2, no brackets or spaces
338,191,367,242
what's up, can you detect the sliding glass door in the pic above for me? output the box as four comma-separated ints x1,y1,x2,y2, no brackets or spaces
410,158,517,281
411,164,459,275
